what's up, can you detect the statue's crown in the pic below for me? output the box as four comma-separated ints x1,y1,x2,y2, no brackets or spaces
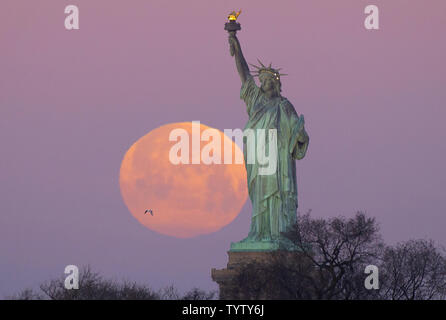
250,59,287,81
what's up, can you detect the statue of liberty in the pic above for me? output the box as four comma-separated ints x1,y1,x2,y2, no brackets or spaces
227,30,310,251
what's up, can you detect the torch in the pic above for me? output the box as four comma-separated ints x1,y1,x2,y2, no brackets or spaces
224,10,242,33
225,10,242,57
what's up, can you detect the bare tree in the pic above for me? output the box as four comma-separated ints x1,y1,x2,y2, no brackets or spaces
5,288,45,300
181,288,216,300
284,211,384,299
379,239,446,300
39,265,160,300
235,211,446,300
9,265,215,300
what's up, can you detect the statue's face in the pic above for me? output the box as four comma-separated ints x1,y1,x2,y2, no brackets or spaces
260,74,280,97
261,77,275,91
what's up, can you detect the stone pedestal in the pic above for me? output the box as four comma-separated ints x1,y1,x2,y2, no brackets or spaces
211,250,302,299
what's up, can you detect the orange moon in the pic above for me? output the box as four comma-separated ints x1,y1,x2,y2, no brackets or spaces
119,122,248,238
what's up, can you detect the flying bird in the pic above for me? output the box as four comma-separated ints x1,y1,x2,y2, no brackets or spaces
144,209,153,216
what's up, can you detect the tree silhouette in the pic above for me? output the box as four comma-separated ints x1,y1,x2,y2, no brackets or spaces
235,211,446,300
8,265,216,300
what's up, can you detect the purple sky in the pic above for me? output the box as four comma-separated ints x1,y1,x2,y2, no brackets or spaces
1,0,446,297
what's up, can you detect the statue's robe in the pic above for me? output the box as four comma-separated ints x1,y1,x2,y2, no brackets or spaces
240,75,309,241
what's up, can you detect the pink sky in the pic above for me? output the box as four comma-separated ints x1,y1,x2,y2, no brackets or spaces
1,0,445,296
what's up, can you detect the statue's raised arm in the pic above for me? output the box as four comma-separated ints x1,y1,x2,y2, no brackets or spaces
228,32,251,84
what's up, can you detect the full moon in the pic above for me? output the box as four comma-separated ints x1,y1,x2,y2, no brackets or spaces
119,122,248,238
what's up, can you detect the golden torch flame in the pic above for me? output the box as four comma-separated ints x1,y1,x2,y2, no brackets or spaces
228,9,242,21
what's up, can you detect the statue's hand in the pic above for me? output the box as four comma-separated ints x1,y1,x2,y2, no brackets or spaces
228,32,238,57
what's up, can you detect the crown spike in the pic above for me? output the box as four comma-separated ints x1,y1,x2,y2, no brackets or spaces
257,58,266,68
249,63,262,70
249,60,287,79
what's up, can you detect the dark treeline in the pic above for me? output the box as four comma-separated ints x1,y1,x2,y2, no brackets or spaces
235,211,446,300
7,265,216,300
7,211,446,300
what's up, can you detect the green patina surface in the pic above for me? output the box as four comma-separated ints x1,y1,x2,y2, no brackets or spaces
228,29,309,252
230,238,302,252
230,75,309,252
